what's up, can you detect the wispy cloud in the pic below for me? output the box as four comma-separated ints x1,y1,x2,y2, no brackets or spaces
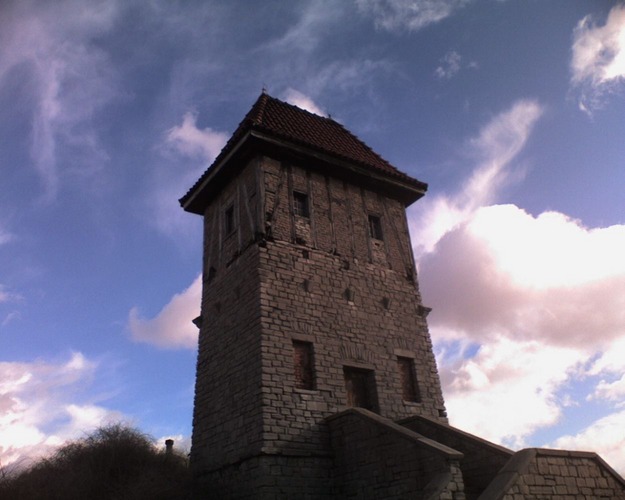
435,50,462,79
0,285,21,304
128,275,201,349
0,1,120,200
356,0,470,32
0,226,12,246
282,88,326,115
265,1,345,54
570,4,625,113
0,352,122,469
411,99,543,256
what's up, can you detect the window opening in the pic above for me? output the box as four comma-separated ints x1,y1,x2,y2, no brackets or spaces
224,205,235,235
293,191,310,218
343,366,378,411
207,266,217,283
397,357,420,402
293,340,315,390
368,215,383,240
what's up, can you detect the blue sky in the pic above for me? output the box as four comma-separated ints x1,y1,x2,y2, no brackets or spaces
1,0,625,473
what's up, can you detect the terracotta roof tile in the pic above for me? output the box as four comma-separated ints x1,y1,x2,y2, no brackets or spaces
180,93,424,208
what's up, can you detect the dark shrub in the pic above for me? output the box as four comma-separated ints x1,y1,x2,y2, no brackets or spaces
0,424,191,500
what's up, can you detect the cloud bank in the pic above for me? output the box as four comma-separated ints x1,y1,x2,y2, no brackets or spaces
0,353,122,469
410,98,625,464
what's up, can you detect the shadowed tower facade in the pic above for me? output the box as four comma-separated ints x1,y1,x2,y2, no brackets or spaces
180,93,448,497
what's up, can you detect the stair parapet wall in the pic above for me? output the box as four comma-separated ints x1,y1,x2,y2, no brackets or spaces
327,408,466,499
400,415,513,498
479,448,625,499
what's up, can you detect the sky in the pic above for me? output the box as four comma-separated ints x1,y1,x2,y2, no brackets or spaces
1,0,625,474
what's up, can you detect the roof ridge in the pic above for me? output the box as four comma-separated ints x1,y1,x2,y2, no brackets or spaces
255,94,400,173
179,92,427,212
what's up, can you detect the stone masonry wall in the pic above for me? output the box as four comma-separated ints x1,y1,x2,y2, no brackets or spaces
262,157,419,286
400,415,513,499
191,159,265,479
501,449,625,499
328,408,465,499
191,153,448,496
194,454,336,499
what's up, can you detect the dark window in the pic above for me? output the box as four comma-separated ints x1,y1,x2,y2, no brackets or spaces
224,205,235,235
293,191,310,218
207,266,217,283
368,215,383,240
397,357,420,402
343,367,378,411
293,340,314,390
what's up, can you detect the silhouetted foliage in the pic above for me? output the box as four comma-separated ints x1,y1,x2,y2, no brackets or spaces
0,424,191,500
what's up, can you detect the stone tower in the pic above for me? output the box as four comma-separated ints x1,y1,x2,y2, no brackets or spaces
180,93,448,497
182,94,625,499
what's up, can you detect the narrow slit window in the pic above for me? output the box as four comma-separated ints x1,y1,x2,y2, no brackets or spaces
224,205,235,235
368,215,383,240
293,340,314,390
397,357,420,402
293,191,310,218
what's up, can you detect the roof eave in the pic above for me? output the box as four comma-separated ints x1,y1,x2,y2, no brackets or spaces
180,129,253,215
180,127,428,215
249,130,427,206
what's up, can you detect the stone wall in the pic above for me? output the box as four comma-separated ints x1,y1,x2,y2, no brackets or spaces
327,408,465,499
400,415,513,499
480,448,625,499
255,151,448,467
191,159,264,477
191,153,449,495
262,157,418,282
194,455,336,499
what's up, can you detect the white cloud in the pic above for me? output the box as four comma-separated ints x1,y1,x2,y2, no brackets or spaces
421,203,625,451
549,410,625,475
410,99,543,256
165,112,229,161
0,352,122,469
356,0,470,32
442,337,583,448
408,98,625,464
591,376,625,406
570,4,625,113
421,206,625,349
282,88,326,116
128,275,201,349
435,50,462,79
150,113,227,237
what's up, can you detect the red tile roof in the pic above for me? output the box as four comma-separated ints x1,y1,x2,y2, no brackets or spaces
180,93,426,210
